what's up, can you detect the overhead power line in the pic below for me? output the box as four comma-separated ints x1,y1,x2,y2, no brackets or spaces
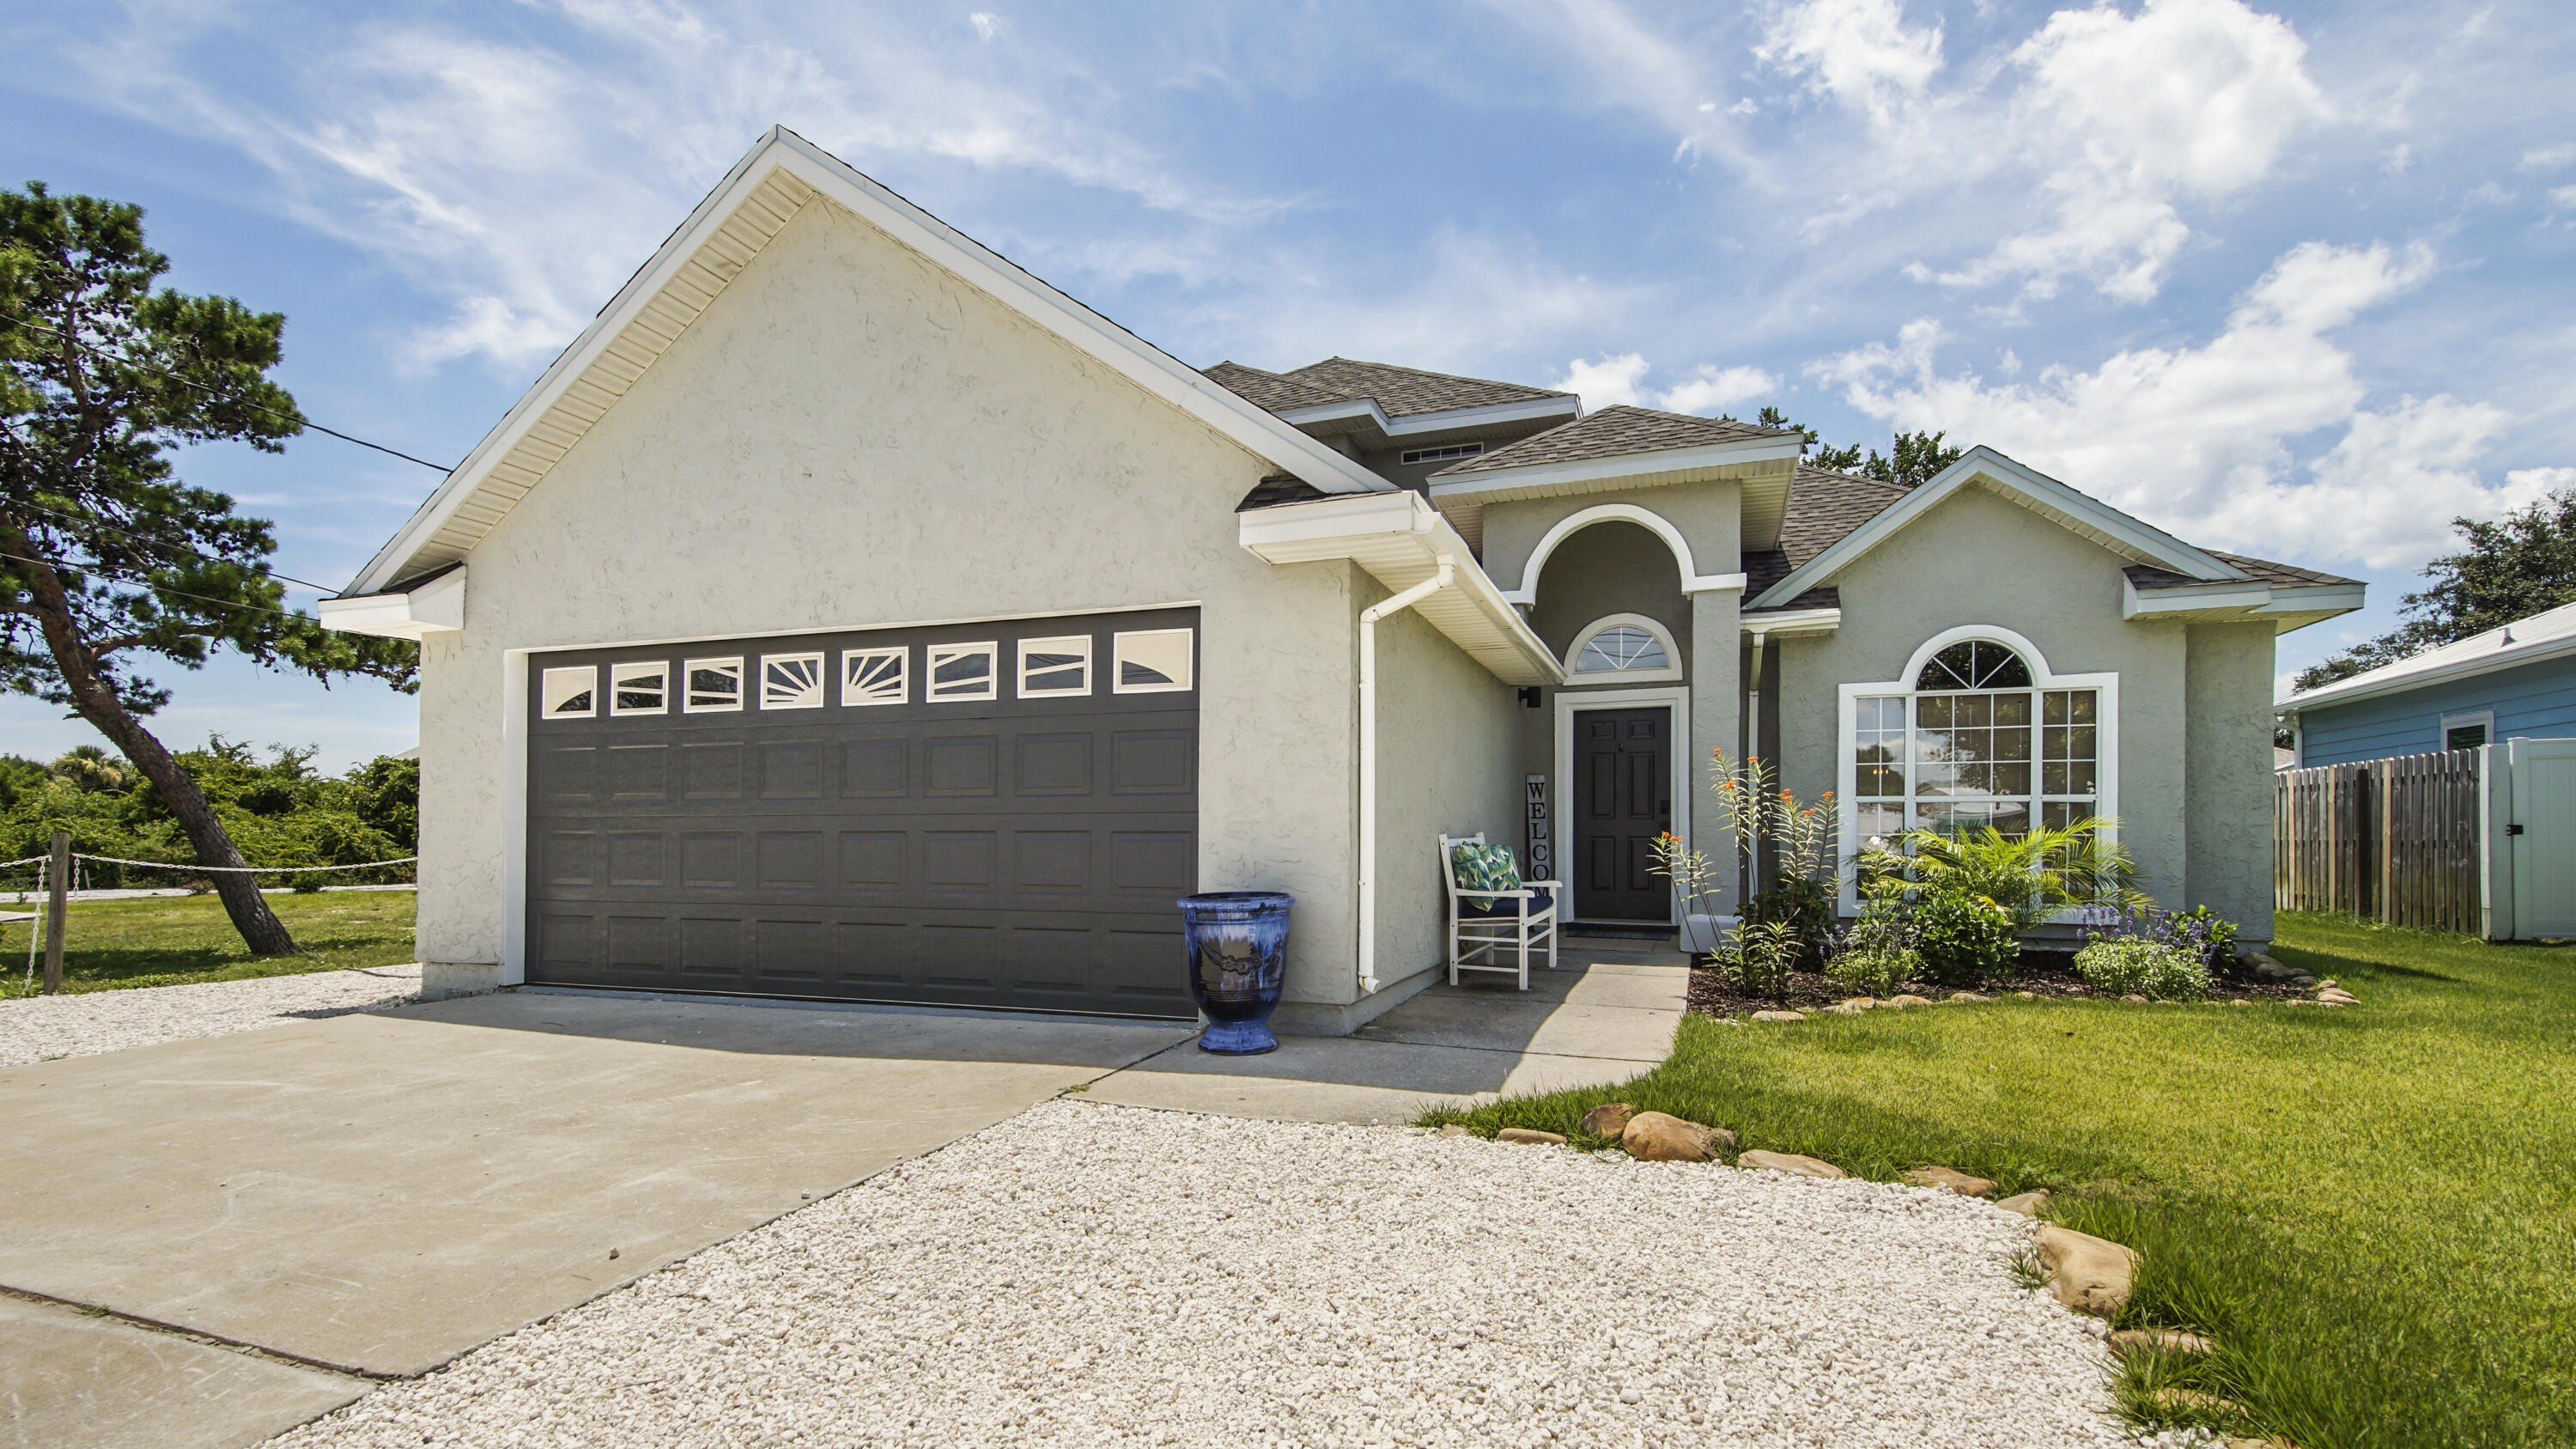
3,312,459,474
1,549,310,622
14,501,343,595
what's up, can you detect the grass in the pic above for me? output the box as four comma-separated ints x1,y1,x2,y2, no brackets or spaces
0,889,416,999
1424,913,2576,1448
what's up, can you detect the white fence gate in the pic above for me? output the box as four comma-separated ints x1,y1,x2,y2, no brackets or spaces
2507,738,2576,940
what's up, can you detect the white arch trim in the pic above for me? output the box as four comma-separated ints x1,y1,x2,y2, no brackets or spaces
1561,612,1686,685
1899,624,2063,687
1501,502,1748,606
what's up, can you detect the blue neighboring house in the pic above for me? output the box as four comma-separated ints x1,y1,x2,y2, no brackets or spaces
2281,598,2576,766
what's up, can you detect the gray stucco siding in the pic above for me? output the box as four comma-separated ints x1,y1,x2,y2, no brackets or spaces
1479,482,1742,604
1768,485,2200,913
2184,623,2279,944
2295,654,2576,765
415,198,1370,1008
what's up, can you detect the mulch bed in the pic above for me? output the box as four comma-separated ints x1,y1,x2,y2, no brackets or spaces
1686,949,2319,1019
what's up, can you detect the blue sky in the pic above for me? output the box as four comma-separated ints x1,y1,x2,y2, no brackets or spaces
4,0,2572,770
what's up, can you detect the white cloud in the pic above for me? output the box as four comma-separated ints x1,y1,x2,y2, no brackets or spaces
1810,240,2558,569
1552,354,1780,414
2518,143,2576,171
58,0,1265,371
1932,0,2329,302
969,12,1005,42
1756,0,1944,129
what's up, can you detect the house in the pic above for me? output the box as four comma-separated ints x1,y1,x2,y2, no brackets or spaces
2279,599,2576,765
321,127,2365,1032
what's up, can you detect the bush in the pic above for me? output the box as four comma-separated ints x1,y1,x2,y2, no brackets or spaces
1742,877,1834,972
2074,936,2211,1000
1716,919,1800,1000
2081,904,2240,975
1911,890,2018,988
1828,943,1918,997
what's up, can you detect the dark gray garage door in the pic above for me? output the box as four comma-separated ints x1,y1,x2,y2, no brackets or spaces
525,607,1198,1017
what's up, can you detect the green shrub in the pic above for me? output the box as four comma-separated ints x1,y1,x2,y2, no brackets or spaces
1912,890,2018,988
1828,943,1918,997
2074,936,2211,1000
1717,919,1801,999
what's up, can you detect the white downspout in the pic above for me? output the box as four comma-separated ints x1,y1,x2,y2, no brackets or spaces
1745,626,1768,910
1358,543,1455,995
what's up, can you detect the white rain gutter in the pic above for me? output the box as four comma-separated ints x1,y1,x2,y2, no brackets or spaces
1356,533,1455,995
1744,625,1768,908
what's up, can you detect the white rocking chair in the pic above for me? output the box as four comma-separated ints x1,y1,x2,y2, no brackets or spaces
1439,832,1560,989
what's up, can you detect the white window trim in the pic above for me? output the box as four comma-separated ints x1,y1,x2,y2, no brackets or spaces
926,642,999,702
1551,685,1691,926
758,651,828,709
1018,635,1093,698
1835,624,2120,916
1561,612,1685,686
2439,709,2495,752
608,661,668,716
841,646,909,706
540,665,598,719
683,656,744,713
1113,628,1195,694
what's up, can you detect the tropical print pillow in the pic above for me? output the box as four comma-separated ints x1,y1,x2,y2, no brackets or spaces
1451,842,1523,909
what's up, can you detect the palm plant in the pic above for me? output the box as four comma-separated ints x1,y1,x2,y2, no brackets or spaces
1857,815,2149,929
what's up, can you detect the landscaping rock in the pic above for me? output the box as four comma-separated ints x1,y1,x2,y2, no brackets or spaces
1886,995,1932,1008
1843,996,1878,1009
1750,1009,1807,1022
2110,1327,2215,1357
2121,994,2149,1003
1577,1103,1636,1137
1621,1111,1735,1161
1738,1149,1844,1180
2144,1386,2240,1416
1904,1166,1997,1197
2318,988,2359,1005
2227,999,2251,1007
1995,1190,2050,1217
1496,1128,1565,1146
1945,991,1990,1003
2033,1224,2138,1317
1819,1001,1866,1015
2244,953,2295,977
2014,990,2037,1000
1437,1123,1472,1138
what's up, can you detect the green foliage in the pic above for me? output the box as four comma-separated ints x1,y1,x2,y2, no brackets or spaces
2295,483,2576,691
1911,890,2019,988
0,180,419,709
1425,916,2576,1446
0,738,416,888
1861,814,2148,931
1715,918,1800,998
1826,940,1917,997
1741,876,1835,973
2075,936,2212,1000
1738,406,1966,486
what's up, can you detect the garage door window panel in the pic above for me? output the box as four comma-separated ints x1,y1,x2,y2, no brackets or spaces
843,648,908,706
685,659,744,713
928,642,998,701
542,667,598,719
1019,636,1093,698
611,662,668,715
1114,629,1194,693
761,653,826,709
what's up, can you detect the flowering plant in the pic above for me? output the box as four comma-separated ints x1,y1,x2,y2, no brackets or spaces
2078,902,2239,972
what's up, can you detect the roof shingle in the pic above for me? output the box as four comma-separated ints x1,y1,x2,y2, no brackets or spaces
1276,357,1571,417
2125,553,2363,591
1203,361,1345,413
1433,405,1799,476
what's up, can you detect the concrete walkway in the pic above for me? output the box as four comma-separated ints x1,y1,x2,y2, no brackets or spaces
1089,939,1689,1124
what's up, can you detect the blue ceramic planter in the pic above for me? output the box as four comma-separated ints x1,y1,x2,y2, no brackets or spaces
1176,892,1293,1055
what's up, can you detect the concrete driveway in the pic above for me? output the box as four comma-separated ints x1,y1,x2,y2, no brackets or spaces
0,993,1189,1447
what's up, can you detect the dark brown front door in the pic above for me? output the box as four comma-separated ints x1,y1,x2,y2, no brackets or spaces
1573,707,1671,922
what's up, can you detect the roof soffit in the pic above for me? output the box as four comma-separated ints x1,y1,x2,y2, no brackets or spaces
348,127,1393,596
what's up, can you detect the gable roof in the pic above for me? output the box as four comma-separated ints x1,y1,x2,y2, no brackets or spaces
343,127,1394,597
1741,466,1912,613
1432,405,1799,475
1274,357,1572,417
2281,597,2576,710
1747,446,2246,609
1202,362,1344,413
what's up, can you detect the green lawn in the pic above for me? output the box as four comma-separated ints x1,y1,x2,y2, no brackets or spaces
1427,914,2576,1448
0,890,416,998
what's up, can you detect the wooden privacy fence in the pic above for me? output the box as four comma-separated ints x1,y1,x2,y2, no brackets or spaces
2274,749,2484,933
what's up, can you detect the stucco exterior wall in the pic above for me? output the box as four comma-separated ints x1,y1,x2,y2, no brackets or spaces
2185,622,2280,944
1364,582,1525,1005
415,197,1370,1007
1769,484,2193,910
1478,483,1741,601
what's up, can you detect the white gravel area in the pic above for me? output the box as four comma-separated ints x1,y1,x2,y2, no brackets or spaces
0,964,422,1067
276,1098,2129,1449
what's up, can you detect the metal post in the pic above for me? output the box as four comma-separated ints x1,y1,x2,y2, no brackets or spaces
43,831,70,995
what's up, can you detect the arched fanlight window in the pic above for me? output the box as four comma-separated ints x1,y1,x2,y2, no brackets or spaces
1564,615,1682,683
1576,625,1669,674
1915,639,2031,691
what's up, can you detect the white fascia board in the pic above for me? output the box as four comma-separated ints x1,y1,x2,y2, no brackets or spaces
1277,394,1580,442
2278,624,2576,709
349,126,1388,595
1749,446,2245,610
2123,577,2366,634
1239,493,1564,685
1741,606,1841,637
319,568,465,640
1429,435,1806,500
